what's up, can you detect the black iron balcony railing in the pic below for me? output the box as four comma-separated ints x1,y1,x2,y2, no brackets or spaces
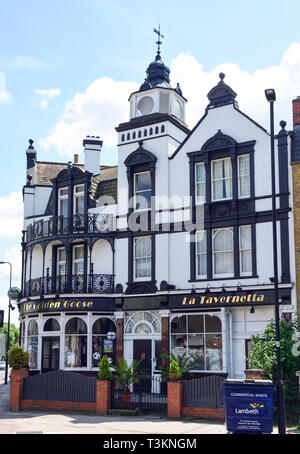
24,273,114,297
25,213,114,243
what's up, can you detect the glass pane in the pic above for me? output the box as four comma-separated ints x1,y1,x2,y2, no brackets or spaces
214,251,234,275
188,315,204,333
75,196,84,214
239,155,249,176
59,188,68,196
64,335,87,367
28,320,38,336
171,335,187,356
196,231,206,253
135,237,151,258
171,316,186,333
135,191,151,210
75,185,84,194
44,318,60,331
213,229,233,252
205,315,222,333
58,248,66,261
74,246,84,259
205,334,222,370
65,317,87,334
197,253,207,276
135,258,151,278
240,226,251,249
241,250,252,273
74,262,84,275
135,172,151,192
188,334,204,369
92,336,102,367
135,323,152,334
92,318,115,335
60,198,68,217
58,264,65,276
195,163,205,183
28,337,38,368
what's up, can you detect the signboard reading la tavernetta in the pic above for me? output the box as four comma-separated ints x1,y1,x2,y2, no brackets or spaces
20,297,114,315
170,288,291,309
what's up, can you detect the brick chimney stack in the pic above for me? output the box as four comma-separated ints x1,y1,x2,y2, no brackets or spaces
292,96,300,128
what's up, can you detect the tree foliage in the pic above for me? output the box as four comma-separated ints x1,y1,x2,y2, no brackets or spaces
160,351,198,380
8,345,29,369
0,323,19,351
97,355,112,380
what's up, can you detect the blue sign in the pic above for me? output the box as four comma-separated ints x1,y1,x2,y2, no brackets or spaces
223,380,274,433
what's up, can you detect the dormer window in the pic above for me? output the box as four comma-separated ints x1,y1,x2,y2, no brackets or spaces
58,187,68,217
73,184,84,215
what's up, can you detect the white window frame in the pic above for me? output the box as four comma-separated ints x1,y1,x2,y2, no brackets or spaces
195,162,206,204
211,158,232,202
238,154,250,198
73,184,85,215
212,227,234,278
58,187,68,217
134,171,152,212
72,244,84,275
134,236,152,281
57,247,66,276
196,230,207,278
239,225,252,276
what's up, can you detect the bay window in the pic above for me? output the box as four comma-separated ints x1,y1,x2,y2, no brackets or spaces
64,317,87,368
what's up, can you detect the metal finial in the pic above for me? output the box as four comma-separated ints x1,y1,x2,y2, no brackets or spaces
219,72,225,81
28,139,34,149
153,24,164,55
280,120,287,130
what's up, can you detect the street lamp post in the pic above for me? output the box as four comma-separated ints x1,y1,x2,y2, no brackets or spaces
264,88,286,434
0,261,13,385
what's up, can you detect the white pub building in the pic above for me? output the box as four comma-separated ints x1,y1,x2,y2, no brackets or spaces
19,43,296,386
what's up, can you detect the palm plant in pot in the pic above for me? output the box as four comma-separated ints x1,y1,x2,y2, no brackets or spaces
111,358,145,402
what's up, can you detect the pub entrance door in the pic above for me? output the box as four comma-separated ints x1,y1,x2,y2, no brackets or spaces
133,339,152,392
42,337,60,372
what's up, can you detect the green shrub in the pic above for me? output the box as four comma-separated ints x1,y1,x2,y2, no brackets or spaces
8,345,29,369
97,355,112,380
169,359,181,381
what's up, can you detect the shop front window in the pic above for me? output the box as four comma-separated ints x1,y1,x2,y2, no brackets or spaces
92,318,116,367
64,317,87,368
171,314,222,371
27,319,38,369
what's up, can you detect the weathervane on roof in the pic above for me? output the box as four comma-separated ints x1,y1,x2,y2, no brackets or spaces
153,24,164,55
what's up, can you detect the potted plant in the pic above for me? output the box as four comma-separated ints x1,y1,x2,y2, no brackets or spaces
97,355,112,380
8,345,29,370
168,359,182,381
111,358,144,402
160,352,197,381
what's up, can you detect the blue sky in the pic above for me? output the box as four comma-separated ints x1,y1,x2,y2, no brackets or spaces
1,0,300,325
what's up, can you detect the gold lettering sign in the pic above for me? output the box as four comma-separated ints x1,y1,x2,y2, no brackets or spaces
22,300,94,313
181,294,265,306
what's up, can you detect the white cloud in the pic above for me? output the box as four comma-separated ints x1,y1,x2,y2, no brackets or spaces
40,43,300,158
0,191,23,238
39,77,138,157
0,73,12,103
3,56,45,71
35,88,60,99
0,245,22,283
170,42,300,131
0,296,20,326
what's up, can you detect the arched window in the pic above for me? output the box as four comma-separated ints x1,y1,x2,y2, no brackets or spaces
44,318,60,331
161,125,165,133
132,132,136,139
155,126,159,134
121,134,125,142
149,128,153,136
64,317,87,368
92,318,116,367
171,314,222,371
138,130,142,138
144,129,147,137
213,228,234,276
125,311,160,334
27,320,38,369
127,133,130,141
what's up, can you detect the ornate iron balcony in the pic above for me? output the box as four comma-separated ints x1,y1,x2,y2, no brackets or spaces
25,213,114,243
24,273,114,297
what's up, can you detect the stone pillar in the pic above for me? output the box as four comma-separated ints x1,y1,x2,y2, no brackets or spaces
115,312,124,364
96,380,111,414
10,368,29,411
244,369,268,380
167,381,182,418
160,310,169,372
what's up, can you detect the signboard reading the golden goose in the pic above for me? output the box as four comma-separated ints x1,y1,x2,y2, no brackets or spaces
169,288,291,309
19,297,114,315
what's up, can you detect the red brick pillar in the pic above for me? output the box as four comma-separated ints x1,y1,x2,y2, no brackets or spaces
96,380,111,414
10,368,29,411
160,310,170,372
167,381,182,418
115,312,124,364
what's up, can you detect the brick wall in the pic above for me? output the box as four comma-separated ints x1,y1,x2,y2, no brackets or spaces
292,163,300,318
182,407,224,419
292,98,300,128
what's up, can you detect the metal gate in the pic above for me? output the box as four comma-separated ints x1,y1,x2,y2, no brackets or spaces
110,375,167,415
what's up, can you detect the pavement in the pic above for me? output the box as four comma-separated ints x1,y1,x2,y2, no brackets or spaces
0,371,298,435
